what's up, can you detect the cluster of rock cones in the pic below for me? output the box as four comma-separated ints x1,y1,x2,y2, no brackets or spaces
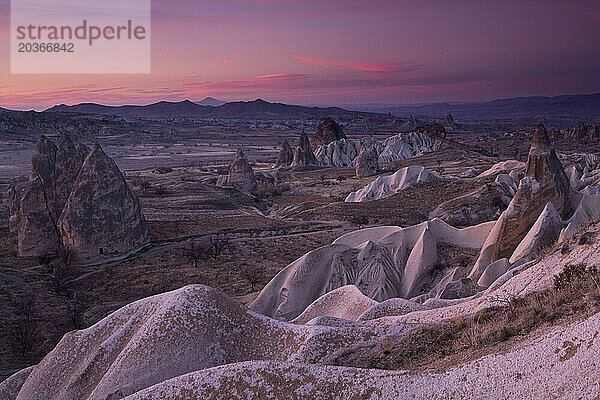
8,136,149,266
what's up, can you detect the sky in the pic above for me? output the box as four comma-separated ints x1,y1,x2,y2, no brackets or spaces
1,0,600,110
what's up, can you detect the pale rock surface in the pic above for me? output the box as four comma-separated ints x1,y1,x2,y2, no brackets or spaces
477,160,525,178
11,224,600,400
57,143,149,265
225,149,257,193
376,132,441,163
509,202,564,263
358,297,426,321
560,193,600,241
250,218,495,320
345,166,442,202
13,284,409,400
314,138,359,166
122,314,600,399
0,366,34,400
566,153,600,192
477,258,511,288
469,125,571,281
439,277,478,299
291,285,377,324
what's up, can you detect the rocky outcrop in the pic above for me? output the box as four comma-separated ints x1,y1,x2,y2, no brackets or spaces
313,117,346,146
415,122,446,139
439,278,477,299
225,149,257,193
477,160,525,178
444,113,457,129
7,177,28,235
564,122,600,141
57,143,149,265
346,166,441,202
273,139,293,168
377,132,441,163
314,139,359,167
15,136,89,257
291,132,317,167
355,143,379,178
469,125,571,280
509,202,564,263
250,219,495,320
11,136,149,264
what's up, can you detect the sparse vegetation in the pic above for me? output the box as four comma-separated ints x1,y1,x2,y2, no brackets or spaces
327,262,600,371
239,263,266,291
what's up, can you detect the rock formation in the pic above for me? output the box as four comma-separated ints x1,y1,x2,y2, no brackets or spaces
273,139,294,168
415,122,446,139
444,113,457,129
508,202,563,263
355,143,379,178
470,125,570,280
564,122,600,141
346,166,441,202
313,117,346,146
57,143,150,265
291,132,317,167
377,132,441,163
249,219,495,319
477,160,525,178
225,149,257,193
10,136,149,264
314,139,359,167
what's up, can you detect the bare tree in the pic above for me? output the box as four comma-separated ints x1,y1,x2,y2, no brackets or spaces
187,240,206,268
64,291,85,329
49,265,70,297
240,264,265,291
9,292,38,356
207,236,231,260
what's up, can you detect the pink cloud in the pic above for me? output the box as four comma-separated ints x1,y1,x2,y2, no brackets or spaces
223,58,232,63
292,55,414,72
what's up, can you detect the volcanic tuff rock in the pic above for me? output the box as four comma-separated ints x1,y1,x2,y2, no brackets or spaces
345,166,441,202
291,132,317,167
313,117,346,146
16,135,89,257
273,139,293,168
314,139,359,167
470,125,571,280
355,143,379,178
57,143,149,265
444,113,457,129
564,122,600,141
415,122,446,139
225,149,257,193
10,136,149,264
377,132,441,163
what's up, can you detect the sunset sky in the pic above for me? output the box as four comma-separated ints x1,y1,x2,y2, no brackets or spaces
1,0,600,110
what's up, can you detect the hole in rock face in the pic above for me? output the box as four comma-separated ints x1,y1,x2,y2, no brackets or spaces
99,248,104,255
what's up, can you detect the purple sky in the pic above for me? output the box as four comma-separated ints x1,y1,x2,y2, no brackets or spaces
1,0,600,110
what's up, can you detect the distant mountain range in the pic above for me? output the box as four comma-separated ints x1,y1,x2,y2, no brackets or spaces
196,97,226,107
44,99,372,120
349,93,600,124
4,93,599,123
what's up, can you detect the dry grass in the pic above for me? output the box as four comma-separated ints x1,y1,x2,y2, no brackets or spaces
326,263,600,371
